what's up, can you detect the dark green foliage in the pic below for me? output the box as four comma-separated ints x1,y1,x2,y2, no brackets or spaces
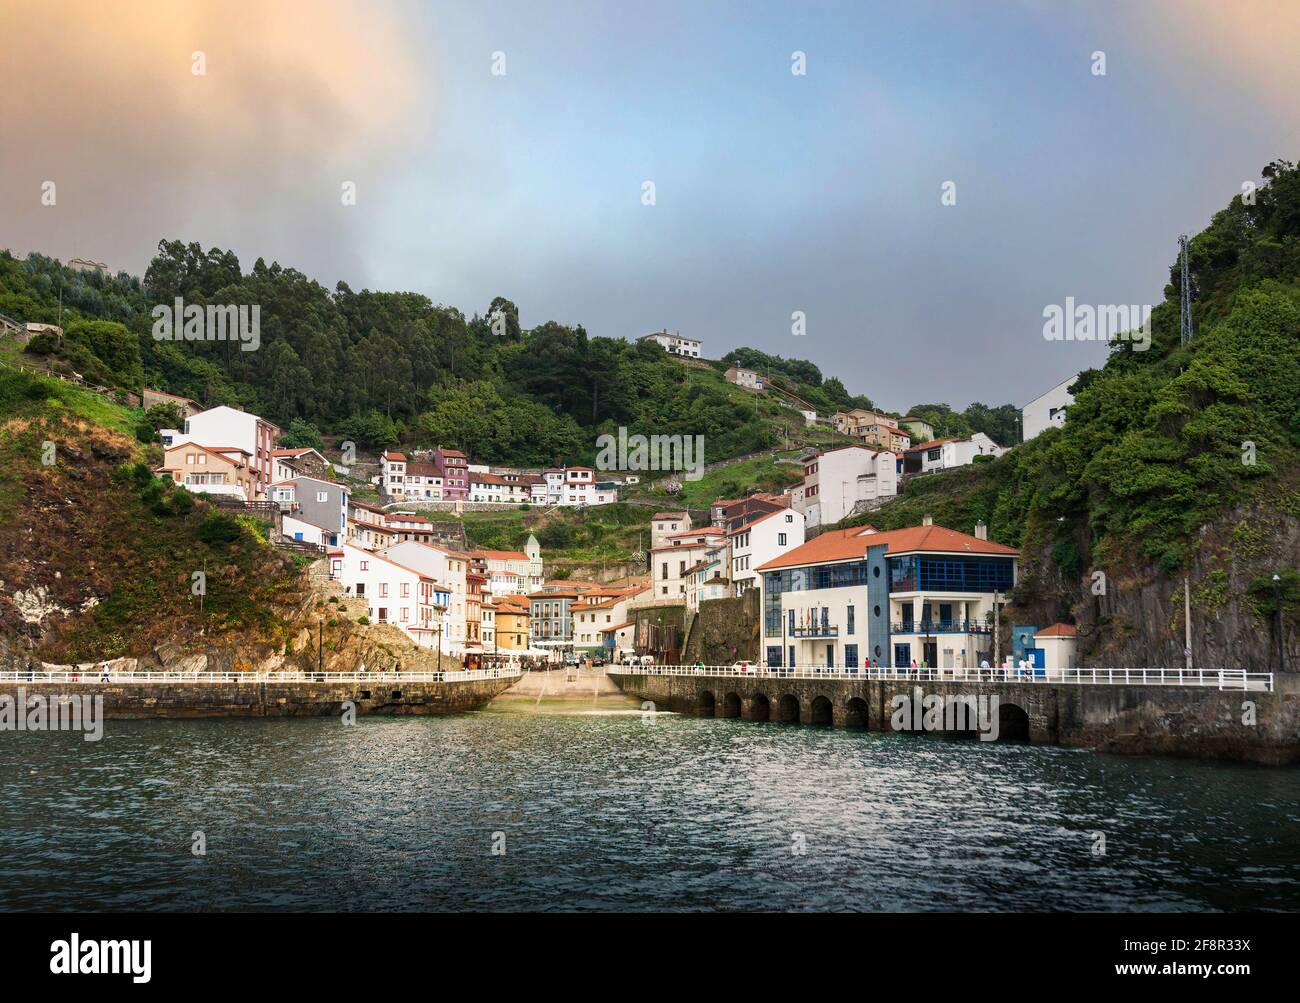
26,331,57,354
279,418,324,450
196,511,242,546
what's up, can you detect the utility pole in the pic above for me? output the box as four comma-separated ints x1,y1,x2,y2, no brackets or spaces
1179,234,1195,347
1184,576,1193,671
993,592,1002,667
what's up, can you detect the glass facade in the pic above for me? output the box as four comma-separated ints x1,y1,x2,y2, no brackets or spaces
888,555,1014,593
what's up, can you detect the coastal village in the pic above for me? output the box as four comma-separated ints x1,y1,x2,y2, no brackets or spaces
138,329,1085,675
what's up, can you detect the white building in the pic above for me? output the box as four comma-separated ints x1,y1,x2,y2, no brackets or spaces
651,527,727,600
906,432,1006,475
542,466,616,506
380,541,471,654
1034,623,1079,670
758,519,1019,671
381,451,444,501
328,543,448,647
795,446,898,530
172,405,280,496
471,536,544,595
650,511,691,549
639,329,702,358
571,585,650,652
1022,374,1079,441
685,545,730,611
730,507,805,595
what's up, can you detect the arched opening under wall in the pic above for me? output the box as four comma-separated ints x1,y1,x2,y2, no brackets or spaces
997,702,1031,742
778,694,800,723
698,690,716,717
747,693,770,722
722,692,742,718
845,697,869,729
811,695,833,725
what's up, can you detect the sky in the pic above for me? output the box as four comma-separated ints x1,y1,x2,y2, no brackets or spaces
2,0,1298,411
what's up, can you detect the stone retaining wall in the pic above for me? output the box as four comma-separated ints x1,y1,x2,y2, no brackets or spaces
0,675,515,719
611,673,1300,765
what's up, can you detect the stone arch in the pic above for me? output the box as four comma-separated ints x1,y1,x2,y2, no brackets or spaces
746,693,770,722
778,693,800,723
845,696,869,729
698,690,716,717
811,695,833,725
722,692,742,719
997,701,1031,742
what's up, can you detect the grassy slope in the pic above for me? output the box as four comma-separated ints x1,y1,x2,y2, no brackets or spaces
0,369,305,662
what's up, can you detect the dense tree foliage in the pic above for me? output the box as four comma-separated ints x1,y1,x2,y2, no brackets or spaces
1,245,787,465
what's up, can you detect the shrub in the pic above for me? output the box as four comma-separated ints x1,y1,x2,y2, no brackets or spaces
196,511,242,545
26,332,58,355
357,615,370,625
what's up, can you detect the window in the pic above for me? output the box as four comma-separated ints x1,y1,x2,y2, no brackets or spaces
778,533,787,546
847,606,855,635
317,491,328,503
401,583,410,597
378,608,388,622
845,644,859,668
360,560,369,571
400,608,408,622
785,514,793,522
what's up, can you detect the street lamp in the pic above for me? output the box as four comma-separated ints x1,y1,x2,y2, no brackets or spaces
318,615,324,679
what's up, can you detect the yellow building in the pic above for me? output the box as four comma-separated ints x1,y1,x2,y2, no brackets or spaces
493,596,532,651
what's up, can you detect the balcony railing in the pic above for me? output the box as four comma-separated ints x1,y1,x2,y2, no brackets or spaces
892,620,992,635
790,624,838,638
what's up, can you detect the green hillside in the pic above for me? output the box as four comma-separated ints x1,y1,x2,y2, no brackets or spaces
0,369,305,662
840,159,1300,620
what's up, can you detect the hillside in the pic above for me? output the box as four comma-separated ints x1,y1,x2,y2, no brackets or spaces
0,368,307,663
837,159,1300,671
0,246,890,471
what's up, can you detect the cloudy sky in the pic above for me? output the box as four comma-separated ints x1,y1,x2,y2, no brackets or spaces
2,0,1297,410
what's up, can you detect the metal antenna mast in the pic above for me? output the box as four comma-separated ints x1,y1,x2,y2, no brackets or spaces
1179,234,1194,346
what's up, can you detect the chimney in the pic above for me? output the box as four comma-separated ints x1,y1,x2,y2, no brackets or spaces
922,513,933,526
974,520,988,540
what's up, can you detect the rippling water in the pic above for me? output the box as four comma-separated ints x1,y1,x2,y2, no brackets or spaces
2,711,1298,911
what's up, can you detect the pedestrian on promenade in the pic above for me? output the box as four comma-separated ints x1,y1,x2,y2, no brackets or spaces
394,662,401,678
101,662,110,682
27,658,35,681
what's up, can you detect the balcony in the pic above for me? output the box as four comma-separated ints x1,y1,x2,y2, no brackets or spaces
790,624,838,638
892,620,992,635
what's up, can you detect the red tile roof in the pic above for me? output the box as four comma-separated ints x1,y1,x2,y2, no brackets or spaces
382,451,407,462
756,524,1017,571
1035,623,1078,638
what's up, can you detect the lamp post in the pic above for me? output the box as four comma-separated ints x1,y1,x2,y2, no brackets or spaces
1274,574,1285,673
317,615,323,679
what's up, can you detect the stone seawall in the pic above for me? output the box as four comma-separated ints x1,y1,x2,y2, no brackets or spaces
0,676,515,719
611,673,1300,766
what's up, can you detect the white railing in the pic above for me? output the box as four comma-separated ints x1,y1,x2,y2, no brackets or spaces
0,667,522,685
606,664,1273,691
